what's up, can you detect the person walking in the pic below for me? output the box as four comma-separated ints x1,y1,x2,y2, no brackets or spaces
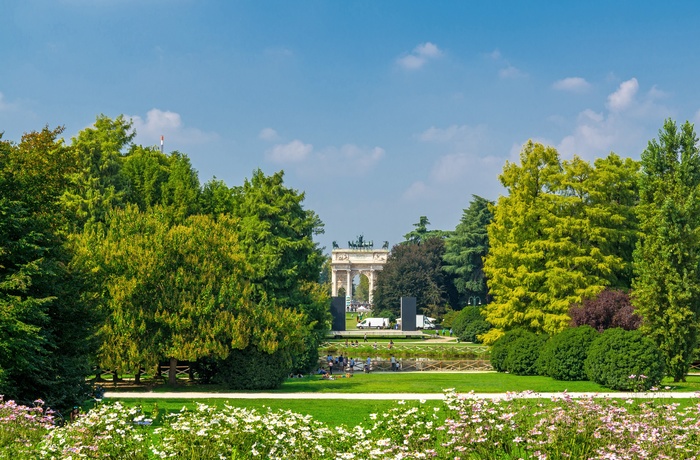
363,332,368,343
390,355,397,371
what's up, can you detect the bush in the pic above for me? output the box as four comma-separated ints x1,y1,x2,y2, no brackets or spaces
539,326,598,381
452,306,492,343
490,329,543,373
215,346,291,390
569,289,641,332
503,332,547,376
584,328,664,391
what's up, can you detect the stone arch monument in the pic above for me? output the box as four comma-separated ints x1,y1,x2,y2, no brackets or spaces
331,236,389,305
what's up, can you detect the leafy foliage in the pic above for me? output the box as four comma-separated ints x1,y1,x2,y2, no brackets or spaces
490,329,532,373
0,128,98,409
569,289,641,332
451,306,491,343
231,169,329,372
402,216,446,244
633,119,700,382
214,346,293,390
442,195,493,306
585,328,664,391
539,326,598,381
373,237,457,317
503,331,547,376
483,143,639,343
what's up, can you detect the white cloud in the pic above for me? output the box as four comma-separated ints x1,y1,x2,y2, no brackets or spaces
264,134,384,175
396,42,443,70
418,124,488,145
129,108,218,146
499,65,526,79
556,78,671,160
266,139,313,163
552,77,591,92
258,127,278,141
606,78,638,112
402,180,431,200
485,50,527,79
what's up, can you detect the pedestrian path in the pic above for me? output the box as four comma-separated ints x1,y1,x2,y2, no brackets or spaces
104,391,700,400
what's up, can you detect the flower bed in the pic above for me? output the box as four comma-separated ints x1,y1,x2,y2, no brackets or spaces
2,392,700,459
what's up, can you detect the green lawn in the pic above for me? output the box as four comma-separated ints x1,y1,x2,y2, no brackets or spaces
105,398,432,428
132,372,700,394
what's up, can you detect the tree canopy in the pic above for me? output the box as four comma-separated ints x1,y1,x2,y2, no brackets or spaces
482,142,638,343
633,119,700,381
442,195,493,307
373,237,456,318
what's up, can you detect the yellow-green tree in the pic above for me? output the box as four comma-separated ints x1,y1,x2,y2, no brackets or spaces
75,206,307,385
483,142,639,343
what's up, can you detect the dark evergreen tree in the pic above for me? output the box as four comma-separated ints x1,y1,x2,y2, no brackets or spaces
442,195,493,306
373,237,457,317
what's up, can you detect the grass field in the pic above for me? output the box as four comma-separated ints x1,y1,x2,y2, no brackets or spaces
104,372,700,428
104,397,431,427
129,372,700,394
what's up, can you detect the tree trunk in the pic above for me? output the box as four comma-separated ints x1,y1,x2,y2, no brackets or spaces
134,367,142,385
168,357,178,385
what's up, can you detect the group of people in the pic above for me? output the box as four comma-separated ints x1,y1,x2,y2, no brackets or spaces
325,354,357,375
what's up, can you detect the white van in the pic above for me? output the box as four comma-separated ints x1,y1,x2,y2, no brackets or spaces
357,317,390,329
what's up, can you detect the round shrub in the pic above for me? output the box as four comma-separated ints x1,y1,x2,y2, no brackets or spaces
504,332,547,376
215,346,291,390
452,306,492,343
490,329,530,372
584,328,664,391
539,326,598,381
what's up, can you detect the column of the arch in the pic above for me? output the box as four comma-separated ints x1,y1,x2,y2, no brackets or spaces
346,269,353,300
331,268,338,297
368,270,375,305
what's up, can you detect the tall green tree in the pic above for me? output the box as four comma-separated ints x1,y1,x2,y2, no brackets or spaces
633,119,700,382
161,151,201,221
483,142,637,343
442,195,493,307
403,216,446,244
75,206,307,385
373,237,456,317
121,145,170,210
0,128,99,408
61,115,134,230
231,169,329,372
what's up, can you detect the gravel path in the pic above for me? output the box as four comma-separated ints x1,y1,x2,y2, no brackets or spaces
104,391,700,400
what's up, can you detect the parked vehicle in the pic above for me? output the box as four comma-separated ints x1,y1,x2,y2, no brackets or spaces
397,315,437,330
357,317,390,329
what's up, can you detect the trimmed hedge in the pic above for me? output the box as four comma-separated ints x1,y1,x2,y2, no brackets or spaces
215,346,292,390
539,326,598,381
504,332,547,376
490,329,530,372
452,306,492,343
584,328,664,391
491,329,546,375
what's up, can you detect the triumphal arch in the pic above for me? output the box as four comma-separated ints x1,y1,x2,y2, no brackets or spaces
331,236,389,305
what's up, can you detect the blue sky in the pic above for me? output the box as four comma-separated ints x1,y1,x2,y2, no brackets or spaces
4,1,700,252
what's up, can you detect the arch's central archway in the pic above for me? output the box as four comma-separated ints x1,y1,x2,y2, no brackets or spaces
331,236,388,305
